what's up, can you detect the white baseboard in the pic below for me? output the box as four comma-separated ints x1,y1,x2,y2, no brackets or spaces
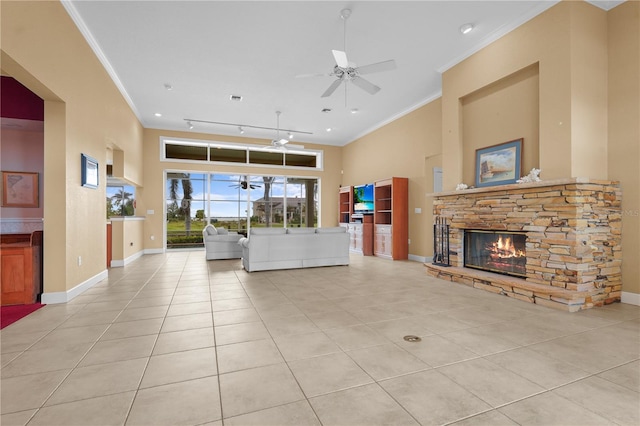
621,291,640,306
41,269,108,304
409,254,429,263
110,250,145,267
144,248,164,255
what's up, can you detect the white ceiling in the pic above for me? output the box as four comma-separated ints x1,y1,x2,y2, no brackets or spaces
64,1,620,147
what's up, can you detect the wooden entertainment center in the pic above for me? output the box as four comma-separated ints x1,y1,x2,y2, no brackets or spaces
339,177,408,260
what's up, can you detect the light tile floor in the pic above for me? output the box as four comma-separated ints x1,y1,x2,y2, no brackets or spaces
1,252,639,425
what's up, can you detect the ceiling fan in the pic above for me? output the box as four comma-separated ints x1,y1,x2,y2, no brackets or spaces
298,8,396,99
230,176,261,190
266,111,304,151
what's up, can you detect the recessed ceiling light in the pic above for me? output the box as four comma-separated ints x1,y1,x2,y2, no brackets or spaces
460,23,474,35
230,95,242,101
164,83,173,91
350,108,359,114
326,128,332,132
322,108,332,113
154,113,162,117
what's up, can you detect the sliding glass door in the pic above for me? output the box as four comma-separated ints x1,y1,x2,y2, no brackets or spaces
166,172,318,249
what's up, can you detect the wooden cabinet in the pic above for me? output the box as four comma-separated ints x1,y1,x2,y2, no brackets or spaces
374,177,408,260
345,218,373,256
1,231,43,305
374,224,392,258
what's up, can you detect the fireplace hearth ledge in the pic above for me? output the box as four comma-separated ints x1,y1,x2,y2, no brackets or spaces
428,177,622,312
426,263,593,312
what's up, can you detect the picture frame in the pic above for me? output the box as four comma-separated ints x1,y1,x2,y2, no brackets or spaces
81,153,99,189
1,171,39,207
475,138,523,188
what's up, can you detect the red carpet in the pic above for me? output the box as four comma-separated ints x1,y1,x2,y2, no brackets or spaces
1,303,45,329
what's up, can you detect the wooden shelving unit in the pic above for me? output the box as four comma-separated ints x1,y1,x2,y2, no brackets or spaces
374,177,408,260
338,186,352,224
338,185,373,255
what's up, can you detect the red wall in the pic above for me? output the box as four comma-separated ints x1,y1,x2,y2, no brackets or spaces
1,76,44,120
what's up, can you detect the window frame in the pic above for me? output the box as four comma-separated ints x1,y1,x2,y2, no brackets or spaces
161,137,323,171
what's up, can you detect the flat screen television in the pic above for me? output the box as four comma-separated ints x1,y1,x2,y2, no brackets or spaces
353,183,374,214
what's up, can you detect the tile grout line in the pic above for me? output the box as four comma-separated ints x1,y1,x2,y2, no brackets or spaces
121,253,187,426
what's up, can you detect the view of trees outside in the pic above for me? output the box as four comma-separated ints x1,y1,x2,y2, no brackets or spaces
106,185,135,218
165,172,318,249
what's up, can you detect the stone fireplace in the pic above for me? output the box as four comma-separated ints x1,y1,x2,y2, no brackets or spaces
426,178,622,312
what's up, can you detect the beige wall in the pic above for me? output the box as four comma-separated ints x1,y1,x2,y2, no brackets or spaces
461,64,540,186
110,218,145,263
1,1,144,295
441,0,637,297
141,129,342,250
608,0,640,297
342,100,443,259
442,1,609,190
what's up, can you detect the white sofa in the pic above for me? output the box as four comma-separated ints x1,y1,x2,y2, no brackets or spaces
202,225,243,260
238,227,349,272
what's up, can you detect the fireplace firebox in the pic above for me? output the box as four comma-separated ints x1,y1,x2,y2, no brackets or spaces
464,230,526,277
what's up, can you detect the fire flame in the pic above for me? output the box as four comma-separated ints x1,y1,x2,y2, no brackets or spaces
489,236,525,258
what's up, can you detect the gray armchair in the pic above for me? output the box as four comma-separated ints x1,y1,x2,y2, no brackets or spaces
202,225,243,260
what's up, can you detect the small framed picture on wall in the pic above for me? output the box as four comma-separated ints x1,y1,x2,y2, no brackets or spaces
81,153,99,189
1,171,39,207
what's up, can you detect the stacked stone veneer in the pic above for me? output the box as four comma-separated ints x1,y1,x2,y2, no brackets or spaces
427,178,622,311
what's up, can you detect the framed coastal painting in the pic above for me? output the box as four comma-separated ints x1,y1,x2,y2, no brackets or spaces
475,139,522,188
81,153,99,189
1,171,39,207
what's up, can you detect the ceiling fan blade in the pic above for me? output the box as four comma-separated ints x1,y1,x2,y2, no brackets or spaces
321,78,343,98
357,59,396,75
295,72,330,79
351,76,381,95
332,50,349,68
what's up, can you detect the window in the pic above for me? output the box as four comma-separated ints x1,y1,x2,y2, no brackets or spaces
249,150,284,166
107,185,136,218
165,143,208,161
165,171,319,249
162,137,322,170
166,173,207,248
285,152,317,168
209,146,246,163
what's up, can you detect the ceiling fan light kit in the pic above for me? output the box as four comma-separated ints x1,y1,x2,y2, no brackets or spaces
267,111,304,151
308,8,396,101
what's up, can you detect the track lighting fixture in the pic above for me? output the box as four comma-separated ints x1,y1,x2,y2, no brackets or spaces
288,132,293,140
187,121,194,129
182,118,313,135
